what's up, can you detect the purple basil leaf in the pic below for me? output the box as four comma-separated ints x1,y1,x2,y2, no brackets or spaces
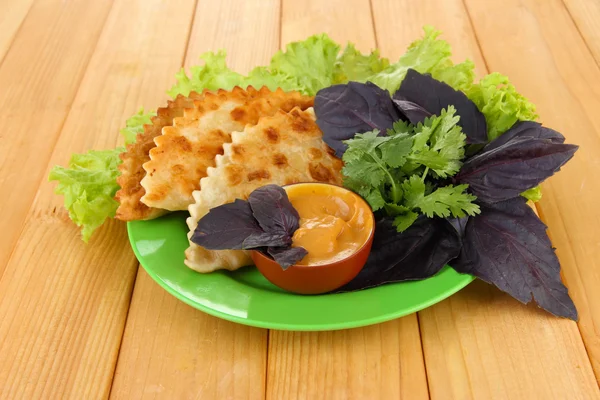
315,81,401,156
337,215,462,291
393,69,487,144
448,216,469,238
483,121,565,152
451,198,578,320
267,246,308,270
248,184,299,245
455,136,578,203
242,232,290,249
391,99,432,122
192,199,275,250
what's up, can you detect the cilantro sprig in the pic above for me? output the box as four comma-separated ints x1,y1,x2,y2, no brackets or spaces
342,106,480,232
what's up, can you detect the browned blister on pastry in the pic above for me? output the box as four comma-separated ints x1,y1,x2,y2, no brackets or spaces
140,86,314,211
185,107,343,273
115,92,204,221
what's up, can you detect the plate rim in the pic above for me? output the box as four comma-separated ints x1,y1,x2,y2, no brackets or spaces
127,220,475,331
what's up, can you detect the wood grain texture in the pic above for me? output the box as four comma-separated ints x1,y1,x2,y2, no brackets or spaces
110,1,280,398
465,0,600,382
370,0,486,75
185,0,280,73
281,0,376,51
0,0,113,276
0,0,35,65
372,0,600,396
421,281,599,399
266,317,428,400
0,0,598,397
110,270,267,400
0,0,196,398
563,0,600,66
264,2,429,399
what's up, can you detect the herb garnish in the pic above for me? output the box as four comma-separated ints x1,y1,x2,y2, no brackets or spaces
452,197,578,320
340,105,480,232
191,185,307,268
394,69,488,144
315,70,579,319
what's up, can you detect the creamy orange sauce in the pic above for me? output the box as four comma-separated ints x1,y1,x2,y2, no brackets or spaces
285,183,374,266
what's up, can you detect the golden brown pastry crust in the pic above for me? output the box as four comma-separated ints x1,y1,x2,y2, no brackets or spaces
115,92,204,221
139,86,314,211
185,107,343,273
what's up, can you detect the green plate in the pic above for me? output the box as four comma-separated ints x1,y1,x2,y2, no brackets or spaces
127,212,474,331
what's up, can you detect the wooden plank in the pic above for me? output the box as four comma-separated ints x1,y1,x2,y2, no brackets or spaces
465,0,600,382
0,0,35,65
280,0,376,51
266,317,428,400
0,0,196,398
110,270,267,399
109,1,280,398
185,0,280,73
371,0,486,76
372,0,600,396
265,2,429,399
563,0,600,66
421,281,599,398
0,0,113,275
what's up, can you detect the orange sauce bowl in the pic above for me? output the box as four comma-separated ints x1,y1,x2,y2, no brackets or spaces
251,183,375,295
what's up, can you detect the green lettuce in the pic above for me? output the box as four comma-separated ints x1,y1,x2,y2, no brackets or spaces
49,149,124,242
167,51,246,97
51,28,544,241
333,44,389,84
49,110,154,241
168,34,394,98
465,73,540,201
242,66,298,92
466,72,538,141
269,33,340,95
119,108,155,145
168,35,343,97
369,26,475,93
522,186,542,202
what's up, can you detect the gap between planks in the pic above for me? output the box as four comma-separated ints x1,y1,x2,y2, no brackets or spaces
561,0,600,69
371,0,598,397
0,0,35,68
463,0,600,384
0,0,115,276
108,1,279,398
106,0,200,394
0,0,197,398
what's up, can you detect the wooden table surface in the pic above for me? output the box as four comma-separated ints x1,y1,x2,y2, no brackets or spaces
1,0,599,398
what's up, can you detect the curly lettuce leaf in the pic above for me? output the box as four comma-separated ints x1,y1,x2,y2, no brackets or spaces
119,108,155,145
333,43,389,83
522,186,542,202
369,26,475,94
167,51,246,97
49,107,154,242
168,35,346,97
242,66,298,92
431,60,476,93
269,33,340,95
49,149,124,242
466,72,538,141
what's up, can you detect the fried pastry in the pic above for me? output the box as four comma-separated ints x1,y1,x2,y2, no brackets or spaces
140,86,314,211
115,92,204,221
185,107,343,273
